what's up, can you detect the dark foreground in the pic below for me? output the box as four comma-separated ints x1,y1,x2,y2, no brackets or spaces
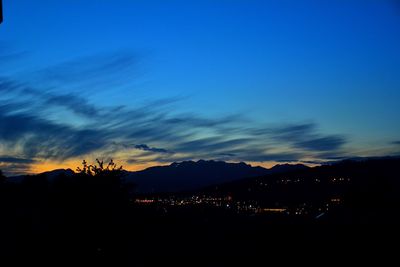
1,158,399,265
2,206,399,265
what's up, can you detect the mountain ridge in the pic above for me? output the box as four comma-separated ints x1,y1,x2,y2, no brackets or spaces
7,156,399,192
123,160,274,192
6,160,308,192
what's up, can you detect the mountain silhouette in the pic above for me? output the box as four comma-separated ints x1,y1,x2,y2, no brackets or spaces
198,157,400,223
123,160,308,192
8,156,399,194
267,163,310,174
124,160,269,192
8,168,75,183
6,160,312,192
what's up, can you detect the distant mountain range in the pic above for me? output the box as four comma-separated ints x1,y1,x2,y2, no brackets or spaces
123,160,309,192
7,156,399,193
197,157,400,223
7,160,309,192
8,168,75,183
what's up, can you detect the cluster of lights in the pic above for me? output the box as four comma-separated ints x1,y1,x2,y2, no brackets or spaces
134,195,344,217
273,177,351,185
330,177,351,183
277,178,305,184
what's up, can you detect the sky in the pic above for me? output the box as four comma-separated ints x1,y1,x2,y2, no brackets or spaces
0,0,400,175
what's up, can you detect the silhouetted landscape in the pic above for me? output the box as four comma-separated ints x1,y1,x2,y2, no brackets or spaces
1,157,399,264
2,0,400,265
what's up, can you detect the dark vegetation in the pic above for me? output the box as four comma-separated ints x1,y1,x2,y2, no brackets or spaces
0,158,399,264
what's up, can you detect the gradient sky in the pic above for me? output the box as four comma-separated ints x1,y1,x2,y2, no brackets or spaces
1,0,400,175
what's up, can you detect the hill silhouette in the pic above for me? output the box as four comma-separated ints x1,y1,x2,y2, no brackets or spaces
197,156,400,223
9,168,75,183
123,160,272,192
7,160,310,192
1,157,400,262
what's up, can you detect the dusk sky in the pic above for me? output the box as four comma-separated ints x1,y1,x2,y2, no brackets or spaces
1,0,399,175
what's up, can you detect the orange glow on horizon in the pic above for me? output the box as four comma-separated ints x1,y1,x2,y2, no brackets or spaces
27,159,317,175
29,159,169,174
29,159,82,174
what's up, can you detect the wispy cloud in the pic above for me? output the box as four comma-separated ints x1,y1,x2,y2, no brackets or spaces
294,136,346,151
134,144,172,154
0,42,30,67
0,156,36,164
0,156,36,176
44,94,100,117
252,123,347,152
31,51,141,94
0,51,351,175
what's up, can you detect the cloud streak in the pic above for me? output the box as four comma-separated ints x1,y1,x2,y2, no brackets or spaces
0,157,36,164
0,51,350,175
134,144,172,154
294,136,346,151
31,51,141,95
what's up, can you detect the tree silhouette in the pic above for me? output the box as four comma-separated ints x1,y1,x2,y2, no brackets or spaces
76,159,123,176
0,169,5,184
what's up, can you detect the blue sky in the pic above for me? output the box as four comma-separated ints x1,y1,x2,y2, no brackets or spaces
0,0,400,174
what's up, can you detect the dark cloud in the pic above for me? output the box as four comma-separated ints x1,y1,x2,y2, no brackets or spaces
0,110,57,141
252,122,347,153
300,160,336,165
0,78,100,117
175,137,252,153
218,153,236,157
392,141,400,145
0,163,33,176
294,136,346,151
165,114,243,128
317,154,349,161
236,152,303,163
134,144,172,154
0,157,36,164
44,94,100,117
0,155,36,176
0,78,23,93
0,108,109,160
266,123,316,141
0,155,35,177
